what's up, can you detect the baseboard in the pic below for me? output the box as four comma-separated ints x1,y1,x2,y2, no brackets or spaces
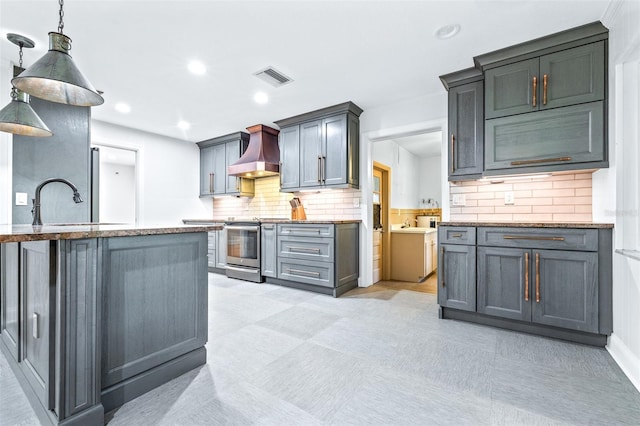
607,333,640,393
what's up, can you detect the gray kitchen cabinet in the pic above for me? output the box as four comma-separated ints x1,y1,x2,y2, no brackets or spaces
1,243,20,362
438,242,476,312
274,102,362,192
440,68,484,181
266,222,359,297
261,223,277,278
208,231,217,269
485,41,605,119
216,227,227,270
197,132,253,197
278,125,300,190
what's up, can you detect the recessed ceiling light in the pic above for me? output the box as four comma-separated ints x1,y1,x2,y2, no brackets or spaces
435,24,461,40
188,60,206,75
254,92,269,104
114,102,131,114
177,120,191,130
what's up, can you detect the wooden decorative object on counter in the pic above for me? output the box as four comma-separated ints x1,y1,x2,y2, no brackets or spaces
291,205,306,220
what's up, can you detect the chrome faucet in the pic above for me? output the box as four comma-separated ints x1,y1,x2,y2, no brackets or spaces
31,178,84,226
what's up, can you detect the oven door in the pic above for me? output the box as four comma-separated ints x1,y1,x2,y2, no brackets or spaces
226,225,260,268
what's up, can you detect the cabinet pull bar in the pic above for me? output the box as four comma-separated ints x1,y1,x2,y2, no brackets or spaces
317,156,322,183
532,76,537,107
209,173,214,193
511,156,572,166
286,268,321,278
440,247,445,287
288,246,321,253
543,74,548,105
503,235,565,241
236,178,240,192
287,229,323,234
279,162,283,187
535,252,540,303
450,233,463,238
524,252,529,302
451,133,455,173
322,156,326,183
32,312,39,339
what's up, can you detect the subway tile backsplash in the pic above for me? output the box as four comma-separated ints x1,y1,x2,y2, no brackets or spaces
449,172,593,223
211,176,362,220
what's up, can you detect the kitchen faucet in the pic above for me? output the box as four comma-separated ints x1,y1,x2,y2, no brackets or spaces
31,178,84,226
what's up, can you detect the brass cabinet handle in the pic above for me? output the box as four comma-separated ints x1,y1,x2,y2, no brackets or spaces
524,252,529,302
543,74,548,105
440,246,445,287
209,173,214,193
288,246,321,253
510,156,572,166
450,233,463,238
286,268,321,278
236,178,240,192
535,253,540,303
532,76,537,107
451,133,455,173
279,162,283,186
322,156,326,183
317,156,322,183
503,235,565,241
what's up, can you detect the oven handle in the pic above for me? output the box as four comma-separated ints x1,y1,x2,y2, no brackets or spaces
226,225,260,232
225,265,261,274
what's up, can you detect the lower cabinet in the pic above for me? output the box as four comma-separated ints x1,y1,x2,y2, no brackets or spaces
438,225,612,346
261,223,277,278
216,227,227,270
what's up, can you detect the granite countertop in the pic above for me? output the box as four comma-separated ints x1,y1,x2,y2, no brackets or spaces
0,223,223,243
440,221,614,229
183,219,361,225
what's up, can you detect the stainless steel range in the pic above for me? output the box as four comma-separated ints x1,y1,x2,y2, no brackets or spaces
225,221,262,282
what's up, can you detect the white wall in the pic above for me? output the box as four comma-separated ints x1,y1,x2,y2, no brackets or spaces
418,155,442,208
0,57,12,224
372,139,422,208
601,0,640,392
91,120,211,225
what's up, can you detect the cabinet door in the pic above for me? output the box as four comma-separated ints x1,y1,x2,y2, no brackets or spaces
322,114,348,186
540,41,605,110
225,140,240,194
438,244,476,312
199,146,215,196
485,58,538,119
485,101,604,171
477,247,531,321
299,120,323,187
211,143,226,195
1,243,20,361
261,224,277,278
208,231,217,269
532,249,598,333
20,241,55,410
279,125,300,190
449,81,484,179
216,228,227,269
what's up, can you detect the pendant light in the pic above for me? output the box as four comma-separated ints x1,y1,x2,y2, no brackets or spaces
0,34,53,137
11,0,104,107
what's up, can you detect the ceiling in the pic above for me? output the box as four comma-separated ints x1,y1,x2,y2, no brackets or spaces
0,0,611,143
392,131,442,158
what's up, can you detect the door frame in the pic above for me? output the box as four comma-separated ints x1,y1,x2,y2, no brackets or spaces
373,161,391,281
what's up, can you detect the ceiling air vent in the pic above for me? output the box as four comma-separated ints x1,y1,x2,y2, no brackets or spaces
253,66,293,87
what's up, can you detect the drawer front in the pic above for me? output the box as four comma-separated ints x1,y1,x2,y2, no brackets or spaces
278,236,334,263
477,227,598,251
439,226,476,245
278,258,334,288
277,223,334,238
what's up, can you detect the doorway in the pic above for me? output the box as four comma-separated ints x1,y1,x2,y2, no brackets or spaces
372,162,390,283
92,145,137,224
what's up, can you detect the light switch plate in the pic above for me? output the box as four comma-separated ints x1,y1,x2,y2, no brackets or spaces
504,191,515,205
16,192,28,206
452,194,466,206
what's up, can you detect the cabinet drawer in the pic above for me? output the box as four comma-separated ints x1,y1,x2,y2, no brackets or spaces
477,227,598,251
439,227,476,245
277,223,334,238
278,258,334,288
278,236,334,263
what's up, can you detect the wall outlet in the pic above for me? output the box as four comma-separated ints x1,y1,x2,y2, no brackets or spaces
504,191,515,205
452,194,466,206
15,192,28,206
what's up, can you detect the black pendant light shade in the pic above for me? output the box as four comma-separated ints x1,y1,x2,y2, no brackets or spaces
12,32,104,107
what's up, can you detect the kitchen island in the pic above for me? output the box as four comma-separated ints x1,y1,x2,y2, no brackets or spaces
0,223,220,426
390,226,437,282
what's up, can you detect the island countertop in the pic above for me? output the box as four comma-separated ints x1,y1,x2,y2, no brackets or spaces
0,223,223,243
440,221,614,229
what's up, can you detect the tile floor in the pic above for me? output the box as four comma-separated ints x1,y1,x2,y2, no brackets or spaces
1,272,640,425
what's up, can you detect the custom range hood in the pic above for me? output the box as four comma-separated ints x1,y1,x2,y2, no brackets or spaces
227,124,280,178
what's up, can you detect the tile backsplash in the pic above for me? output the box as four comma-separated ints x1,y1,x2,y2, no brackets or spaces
211,176,362,220
449,172,593,223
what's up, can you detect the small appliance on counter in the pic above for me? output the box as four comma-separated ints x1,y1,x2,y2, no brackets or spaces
417,215,439,228
290,197,306,220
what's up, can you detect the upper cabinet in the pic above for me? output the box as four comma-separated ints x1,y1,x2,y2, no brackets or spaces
441,21,609,180
275,102,363,192
197,132,254,197
441,68,484,181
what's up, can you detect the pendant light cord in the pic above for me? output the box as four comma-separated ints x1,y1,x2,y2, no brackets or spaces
58,0,65,34
10,43,24,100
